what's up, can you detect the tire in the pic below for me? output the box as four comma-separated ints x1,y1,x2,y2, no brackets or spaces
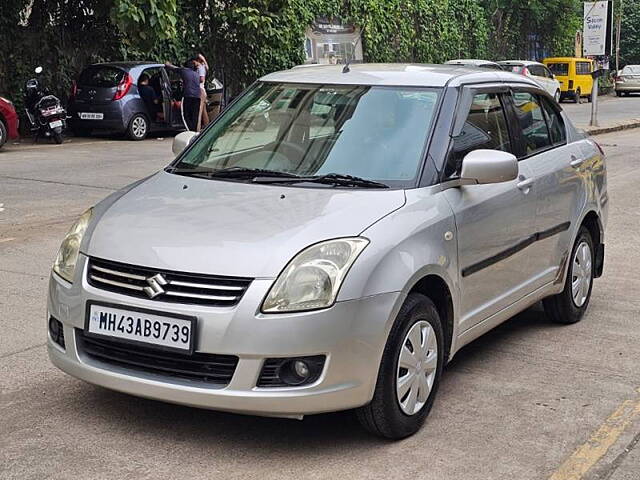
554,90,561,103
587,94,593,103
616,91,622,97
53,131,63,144
127,114,148,141
575,89,582,104
0,120,7,149
543,227,594,324
356,293,444,439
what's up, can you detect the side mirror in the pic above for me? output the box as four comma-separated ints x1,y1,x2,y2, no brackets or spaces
460,149,518,185
172,131,198,157
34,66,43,74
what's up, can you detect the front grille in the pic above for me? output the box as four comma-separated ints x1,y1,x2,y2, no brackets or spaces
87,257,252,307
77,330,238,385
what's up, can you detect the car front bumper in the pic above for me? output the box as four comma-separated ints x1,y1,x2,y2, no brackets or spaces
47,255,401,418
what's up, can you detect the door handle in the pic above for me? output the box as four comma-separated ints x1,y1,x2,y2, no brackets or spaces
570,156,586,168
517,178,534,191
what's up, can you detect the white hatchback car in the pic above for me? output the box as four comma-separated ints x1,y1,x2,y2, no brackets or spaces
499,60,562,102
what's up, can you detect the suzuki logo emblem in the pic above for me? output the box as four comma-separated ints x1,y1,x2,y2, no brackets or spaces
143,273,168,299
88,89,96,97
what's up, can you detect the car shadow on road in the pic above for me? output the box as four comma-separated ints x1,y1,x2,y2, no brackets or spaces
70,304,555,449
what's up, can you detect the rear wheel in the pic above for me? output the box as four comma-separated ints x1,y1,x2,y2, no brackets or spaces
616,91,622,97
127,114,148,141
543,227,594,324
0,120,7,149
53,131,63,144
356,293,444,439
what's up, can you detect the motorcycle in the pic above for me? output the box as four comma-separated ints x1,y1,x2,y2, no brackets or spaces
24,66,66,144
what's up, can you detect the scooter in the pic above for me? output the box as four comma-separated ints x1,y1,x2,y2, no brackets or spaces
24,66,66,144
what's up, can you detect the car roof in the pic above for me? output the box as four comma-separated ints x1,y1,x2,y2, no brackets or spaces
260,63,539,88
87,61,163,70
445,59,500,66
498,60,544,67
544,57,593,63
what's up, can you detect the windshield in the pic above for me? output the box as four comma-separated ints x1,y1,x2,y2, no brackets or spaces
172,82,441,188
622,65,640,74
78,66,126,88
547,63,569,76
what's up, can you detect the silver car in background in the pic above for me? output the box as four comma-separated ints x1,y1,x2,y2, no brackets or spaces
48,64,607,439
615,65,640,96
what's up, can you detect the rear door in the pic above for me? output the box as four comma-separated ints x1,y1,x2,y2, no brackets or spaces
509,89,582,289
76,66,126,105
528,65,553,96
443,87,538,332
160,68,173,124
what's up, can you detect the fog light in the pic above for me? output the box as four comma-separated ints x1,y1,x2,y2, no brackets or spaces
257,355,326,387
49,316,65,349
294,360,310,378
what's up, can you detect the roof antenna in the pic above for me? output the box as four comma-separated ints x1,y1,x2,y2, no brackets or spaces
342,24,364,73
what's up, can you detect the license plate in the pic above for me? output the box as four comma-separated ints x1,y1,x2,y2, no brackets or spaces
79,112,103,120
85,302,196,353
49,120,63,128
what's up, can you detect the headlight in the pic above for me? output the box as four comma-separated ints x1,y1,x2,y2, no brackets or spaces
262,237,369,313
53,208,93,283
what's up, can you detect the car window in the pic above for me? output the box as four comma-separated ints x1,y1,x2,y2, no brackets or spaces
576,62,592,75
445,92,512,177
547,63,569,76
78,66,126,88
528,65,544,77
540,98,566,145
622,65,640,74
512,92,552,155
543,67,554,78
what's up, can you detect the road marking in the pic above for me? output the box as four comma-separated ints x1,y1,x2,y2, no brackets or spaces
0,237,16,243
549,388,640,480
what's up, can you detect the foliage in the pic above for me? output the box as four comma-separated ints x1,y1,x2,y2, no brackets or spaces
481,0,582,60
111,0,179,50
620,0,640,67
0,0,585,113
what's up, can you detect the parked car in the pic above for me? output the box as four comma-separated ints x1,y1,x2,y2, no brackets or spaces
445,59,504,71
543,57,594,103
0,96,19,149
498,60,562,101
48,64,607,439
68,62,186,140
614,65,640,97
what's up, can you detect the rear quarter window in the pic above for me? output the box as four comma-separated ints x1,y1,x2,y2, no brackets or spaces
547,63,569,76
78,67,126,87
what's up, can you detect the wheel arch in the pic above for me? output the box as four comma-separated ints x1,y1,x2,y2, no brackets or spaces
407,274,455,363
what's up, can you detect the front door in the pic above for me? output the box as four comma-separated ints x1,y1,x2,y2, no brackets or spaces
443,90,539,333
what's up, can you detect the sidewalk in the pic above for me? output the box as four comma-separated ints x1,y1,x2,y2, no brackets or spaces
562,93,640,136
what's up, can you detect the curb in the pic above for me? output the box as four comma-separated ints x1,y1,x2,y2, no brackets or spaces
581,119,640,136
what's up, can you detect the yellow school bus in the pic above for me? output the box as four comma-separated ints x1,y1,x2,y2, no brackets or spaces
543,57,594,103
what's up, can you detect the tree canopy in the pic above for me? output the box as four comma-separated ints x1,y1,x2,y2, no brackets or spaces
0,0,588,106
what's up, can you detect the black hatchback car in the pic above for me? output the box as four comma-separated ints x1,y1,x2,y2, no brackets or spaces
68,62,187,140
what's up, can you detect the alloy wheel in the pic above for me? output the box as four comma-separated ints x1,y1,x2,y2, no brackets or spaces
396,320,438,416
571,241,592,308
132,116,147,138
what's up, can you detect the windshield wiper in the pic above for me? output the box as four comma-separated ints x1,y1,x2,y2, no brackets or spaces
252,173,389,189
166,165,302,180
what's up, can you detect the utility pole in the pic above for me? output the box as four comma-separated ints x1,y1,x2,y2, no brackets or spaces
615,0,623,72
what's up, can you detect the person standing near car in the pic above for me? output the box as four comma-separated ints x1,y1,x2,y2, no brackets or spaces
196,53,210,131
164,59,201,131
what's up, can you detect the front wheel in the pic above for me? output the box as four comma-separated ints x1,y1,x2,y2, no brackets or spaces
543,227,594,324
127,114,148,141
0,120,7,149
554,90,561,103
356,293,444,439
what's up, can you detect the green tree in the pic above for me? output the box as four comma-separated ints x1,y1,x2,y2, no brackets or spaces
620,0,640,66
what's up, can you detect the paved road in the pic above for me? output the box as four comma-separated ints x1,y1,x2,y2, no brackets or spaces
562,93,640,128
1,133,639,480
